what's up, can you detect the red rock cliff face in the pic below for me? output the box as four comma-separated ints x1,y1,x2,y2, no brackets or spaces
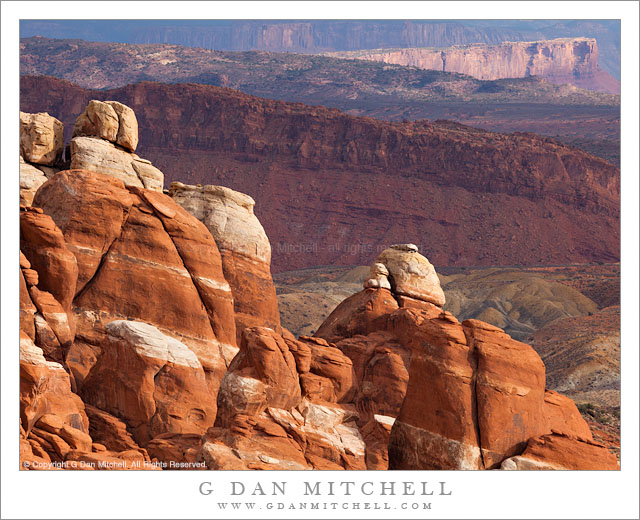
343,38,619,94
20,76,620,272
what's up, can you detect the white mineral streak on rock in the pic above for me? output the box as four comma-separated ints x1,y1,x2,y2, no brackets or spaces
19,333,64,369
199,441,308,470
298,399,348,430
195,276,232,293
105,320,201,368
374,414,396,427
217,372,267,414
393,420,482,470
296,399,365,458
219,343,240,366
500,455,564,470
335,421,366,457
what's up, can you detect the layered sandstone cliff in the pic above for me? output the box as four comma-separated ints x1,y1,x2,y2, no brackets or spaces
333,38,619,94
20,77,620,272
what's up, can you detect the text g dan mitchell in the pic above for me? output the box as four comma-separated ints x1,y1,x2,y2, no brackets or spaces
199,480,453,497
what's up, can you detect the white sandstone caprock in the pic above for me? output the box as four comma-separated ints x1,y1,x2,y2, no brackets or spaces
70,136,163,191
376,244,446,306
20,111,64,166
169,182,271,264
363,262,392,290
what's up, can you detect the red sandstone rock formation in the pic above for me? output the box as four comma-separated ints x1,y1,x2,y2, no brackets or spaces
18,100,616,472
19,218,155,470
19,76,620,271
313,249,613,470
19,208,77,367
31,170,237,452
18,101,301,469
200,327,365,470
336,38,620,94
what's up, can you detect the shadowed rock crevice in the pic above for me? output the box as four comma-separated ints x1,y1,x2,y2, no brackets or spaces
141,197,220,344
464,329,486,470
73,204,133,304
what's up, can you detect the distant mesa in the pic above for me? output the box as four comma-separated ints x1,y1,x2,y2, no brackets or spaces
328,38,620,94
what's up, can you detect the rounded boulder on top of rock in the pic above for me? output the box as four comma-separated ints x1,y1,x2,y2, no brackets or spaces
73,100,119,143
376,244,446,307
20,112,64,166
104,100,139,152
70,100,162,190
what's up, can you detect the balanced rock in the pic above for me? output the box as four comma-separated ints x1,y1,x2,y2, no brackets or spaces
105,100,139,152
73,100,139,152
73,100,119,144
20,111,64,166
376,244,446,306
70,100,161,189
169,182,280,337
